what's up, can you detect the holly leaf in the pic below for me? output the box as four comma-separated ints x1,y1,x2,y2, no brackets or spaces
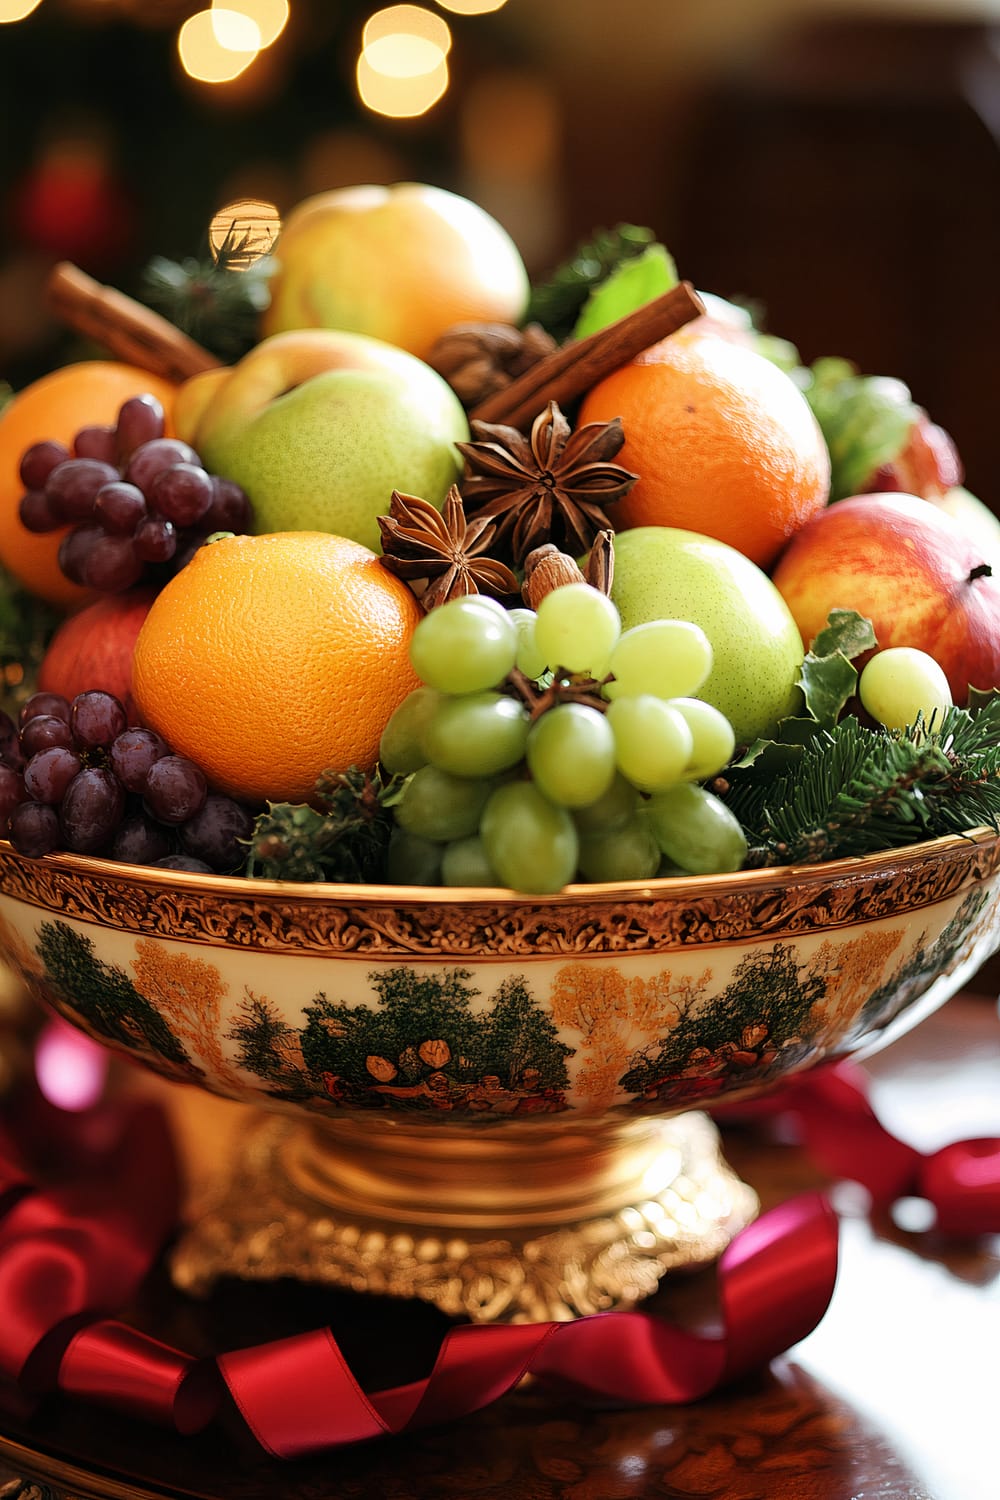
571,243,678,339
797,609,878,731
809,608,878,661
731,737,806,775
967,685,1000,714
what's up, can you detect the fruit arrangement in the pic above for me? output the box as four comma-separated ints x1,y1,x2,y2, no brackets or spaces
2,182,1000,894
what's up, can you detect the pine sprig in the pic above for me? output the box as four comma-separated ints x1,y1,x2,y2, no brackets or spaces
245,767,398,883
139,226,272,366
724,701,1000,867
525,224,658,342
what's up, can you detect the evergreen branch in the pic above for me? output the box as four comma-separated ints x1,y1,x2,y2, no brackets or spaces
724,703,1000,866
245,767,398,883
139,225,271,366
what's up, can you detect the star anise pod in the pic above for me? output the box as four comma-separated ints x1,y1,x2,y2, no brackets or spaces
457,400,638,568
377,486,519,610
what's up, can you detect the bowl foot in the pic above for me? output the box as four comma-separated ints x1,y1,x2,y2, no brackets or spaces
170,1110,758,1322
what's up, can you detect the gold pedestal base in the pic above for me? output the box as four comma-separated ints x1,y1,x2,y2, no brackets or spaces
170,1110,757,1323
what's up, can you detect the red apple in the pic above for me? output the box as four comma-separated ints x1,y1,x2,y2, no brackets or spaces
771,493,1000,704
37,588,157,719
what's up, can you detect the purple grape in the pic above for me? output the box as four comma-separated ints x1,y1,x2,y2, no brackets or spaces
74,425,117,463
0,710,22,767
109,726,169,792
23,745,83,804
81,532,145,593
110,814,172,865
18,489,62,534
9,801,60,857
149,463,213,527
20,714,73,758
124,438,198,495
133,516,177,563
115,394,166,462
19,693,71,729
45,459,119,522
203,476,252,534
178,794,255,873
59,767,125,853
70,690,128,750
58,523,104,584
155,853,212,873
0,764,26,823
19,440,69,490
94,481,147,535
144,756,208,824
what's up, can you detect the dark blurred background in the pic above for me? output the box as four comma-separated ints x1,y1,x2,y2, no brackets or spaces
2,0,1000,502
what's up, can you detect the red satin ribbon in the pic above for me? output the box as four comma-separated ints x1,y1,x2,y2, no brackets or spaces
0,1052,997,1460
714,1060,1000,1233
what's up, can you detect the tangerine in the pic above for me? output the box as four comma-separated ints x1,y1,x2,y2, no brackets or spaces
578,334,830,569
131,531,423,806
0,361,178,610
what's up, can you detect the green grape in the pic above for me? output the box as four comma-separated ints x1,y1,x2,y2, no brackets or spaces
571,772,639,835
409,596,518,694
441,835,499,887
670,697,736,781
479,781,579,893
858,647,953,732
508,606,550,681
533,582,621,675
604,620,713,701
526,702,616,807
645,783,749,874
606,694,693,791
378,685,442,774
386,827,443,885
423,691,529,778
393,765,493,841
577,813,662,882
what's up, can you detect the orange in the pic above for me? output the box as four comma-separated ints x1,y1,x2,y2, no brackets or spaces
0,360,178,610
578,334,830,570
131,531,423,806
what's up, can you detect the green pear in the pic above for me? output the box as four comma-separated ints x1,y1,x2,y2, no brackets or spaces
193,329,469,553
610,527,804,744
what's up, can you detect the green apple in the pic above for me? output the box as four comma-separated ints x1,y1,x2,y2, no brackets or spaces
192,329,469,553
262,182,530,362
610,527,804,744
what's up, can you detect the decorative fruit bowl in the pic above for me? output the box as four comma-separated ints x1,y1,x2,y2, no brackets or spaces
1,825,998,1322
4,187,1000,1327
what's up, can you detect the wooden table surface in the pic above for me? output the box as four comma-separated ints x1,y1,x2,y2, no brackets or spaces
0,987,998,1500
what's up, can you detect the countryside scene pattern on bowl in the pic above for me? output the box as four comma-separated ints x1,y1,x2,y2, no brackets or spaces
1,829,998,1121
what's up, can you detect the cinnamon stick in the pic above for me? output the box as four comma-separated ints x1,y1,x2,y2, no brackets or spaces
470,280,705,430
45,262,222,384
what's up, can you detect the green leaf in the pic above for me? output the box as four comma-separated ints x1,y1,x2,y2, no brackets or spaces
525,224,658,342
809,608,878,661
798,651,859,731
731,737,806,775
571,243,678,339
967,685,1000,714
796,609,878,731
801,360,918,502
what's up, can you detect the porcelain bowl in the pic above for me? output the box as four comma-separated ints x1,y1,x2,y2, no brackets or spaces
0,828,998,1123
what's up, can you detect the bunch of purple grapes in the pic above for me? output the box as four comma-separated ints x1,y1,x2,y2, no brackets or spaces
0,690,256,873
17,393,253,594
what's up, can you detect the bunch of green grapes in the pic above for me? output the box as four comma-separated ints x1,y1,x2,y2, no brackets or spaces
379,586,748,894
